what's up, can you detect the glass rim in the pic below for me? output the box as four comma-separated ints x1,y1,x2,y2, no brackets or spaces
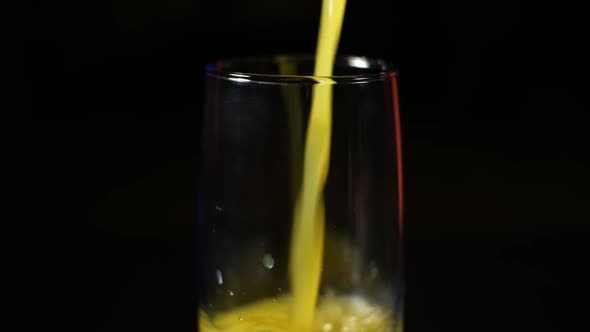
205,54,397,84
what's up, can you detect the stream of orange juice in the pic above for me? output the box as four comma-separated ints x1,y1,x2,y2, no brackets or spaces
199,1,395,331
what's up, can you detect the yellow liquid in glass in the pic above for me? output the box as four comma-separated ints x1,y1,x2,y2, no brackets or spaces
199,1,395,331
200,294,392,332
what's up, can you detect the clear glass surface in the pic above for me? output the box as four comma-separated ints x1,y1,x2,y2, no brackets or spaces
198,54,403,331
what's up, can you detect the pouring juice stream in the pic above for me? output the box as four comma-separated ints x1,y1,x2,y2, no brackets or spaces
289,0,346,329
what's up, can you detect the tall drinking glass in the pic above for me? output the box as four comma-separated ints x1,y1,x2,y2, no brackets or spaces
198,55,403,332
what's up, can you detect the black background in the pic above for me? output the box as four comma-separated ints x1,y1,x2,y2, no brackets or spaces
4,0,588,331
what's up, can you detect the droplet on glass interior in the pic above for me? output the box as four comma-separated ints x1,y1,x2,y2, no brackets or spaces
262,253,275,269
215,269,223,285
